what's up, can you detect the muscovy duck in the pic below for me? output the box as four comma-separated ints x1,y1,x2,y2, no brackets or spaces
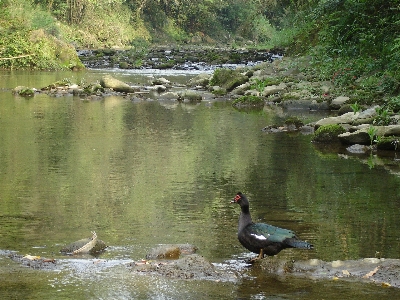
231,192,313,259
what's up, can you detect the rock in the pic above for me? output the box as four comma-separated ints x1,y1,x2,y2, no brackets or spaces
157,91,179,100
256,258,400,288
210,68,249,92
376,136,400,151
231,82,251,95
330,96,350,109
312,124,346,143
146,244,198,260
9,254,57,270
12,86,35,96
383,125,400,136
188,73,212,87
179,90,203,102
315,112,360,128
152,77,170,85
100,75,136,93
338,129,371,145
60,231,107,255
346,144,370,154
262,83,287,97
132,254,228,280
151,85,167,93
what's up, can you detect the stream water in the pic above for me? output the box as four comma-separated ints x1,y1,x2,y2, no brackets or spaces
0,69,400,299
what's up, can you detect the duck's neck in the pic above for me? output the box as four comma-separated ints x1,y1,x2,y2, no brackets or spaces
238,205,253,232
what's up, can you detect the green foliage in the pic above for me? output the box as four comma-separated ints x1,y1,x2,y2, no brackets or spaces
284,116,304,128
373,106,393,126
232,95,264,106
250,77,281,93
366,125,378,146
312,124,346,143
350,102,361,114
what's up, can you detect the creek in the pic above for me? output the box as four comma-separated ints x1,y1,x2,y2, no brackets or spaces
0,68,400,299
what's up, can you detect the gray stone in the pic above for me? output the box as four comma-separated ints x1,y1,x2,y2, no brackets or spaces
100,75,136,93
188,73,212,87
338,129,371,145
315,112,360,128
383,125,400,136
330,96,350,109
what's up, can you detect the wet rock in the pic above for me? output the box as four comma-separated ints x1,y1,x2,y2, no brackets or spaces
100,75,137,93
312,124,346,143
256,257,400,288
12,86,35,97
60,231,107,255
338,129,371,145
9,254,57,270
146,244,197,259
132,254,230,281
346,144,370,154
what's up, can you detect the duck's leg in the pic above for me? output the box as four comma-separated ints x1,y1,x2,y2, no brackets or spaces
249,249,264,263
258,249,264,259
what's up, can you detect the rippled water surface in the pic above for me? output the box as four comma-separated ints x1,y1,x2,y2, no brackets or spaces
1,69,400,299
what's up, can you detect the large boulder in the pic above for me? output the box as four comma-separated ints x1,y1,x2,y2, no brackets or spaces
315,112,360,128
338,129,371,145
262,83,287,97
209,68,249,92
330,96,350,109
100,75,136,93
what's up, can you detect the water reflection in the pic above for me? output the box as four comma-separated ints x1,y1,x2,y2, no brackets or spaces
1,75,400,298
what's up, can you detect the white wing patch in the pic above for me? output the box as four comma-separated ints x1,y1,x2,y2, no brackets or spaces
251,233,269,240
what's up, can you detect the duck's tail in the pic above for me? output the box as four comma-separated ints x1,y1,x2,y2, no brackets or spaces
286,238,314,250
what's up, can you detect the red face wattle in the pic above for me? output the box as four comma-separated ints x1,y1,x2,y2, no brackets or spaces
231,193,241,203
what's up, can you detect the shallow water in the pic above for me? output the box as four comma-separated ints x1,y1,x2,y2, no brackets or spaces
0,69,400,299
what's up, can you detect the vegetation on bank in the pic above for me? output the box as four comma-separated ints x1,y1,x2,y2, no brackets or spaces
0,0,399,109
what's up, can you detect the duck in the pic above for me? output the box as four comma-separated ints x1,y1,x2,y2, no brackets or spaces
231,192,313,260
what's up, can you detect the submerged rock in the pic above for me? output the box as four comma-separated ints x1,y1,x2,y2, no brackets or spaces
8,254,57,270
256,257,400,288
132,254,233,281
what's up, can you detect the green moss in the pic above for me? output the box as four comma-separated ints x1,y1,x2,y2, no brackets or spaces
232,95,264,107
376,136,400,151
284,116,304,128
312,124,346,143
210,68,248,92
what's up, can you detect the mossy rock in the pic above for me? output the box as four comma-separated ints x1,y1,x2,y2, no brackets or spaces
12,86,35,97
376,136,400,151
312,124,346,143
210,68,249,92
284,116,304,128
232,95,264,108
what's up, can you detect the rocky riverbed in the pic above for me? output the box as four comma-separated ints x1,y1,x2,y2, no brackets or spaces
3,244,400,288
77,46,280,70
11,48,400,175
